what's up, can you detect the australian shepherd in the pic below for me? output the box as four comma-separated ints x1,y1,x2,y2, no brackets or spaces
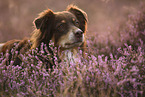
0,5,87,68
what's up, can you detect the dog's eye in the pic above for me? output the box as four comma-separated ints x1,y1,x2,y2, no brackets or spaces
57,24,63,28
74,20,79,26
57,23,66,32
75,21,79,25
72,18,79,26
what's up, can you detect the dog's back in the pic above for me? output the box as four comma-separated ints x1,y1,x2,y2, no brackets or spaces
0,39,30,54
0,43,4,52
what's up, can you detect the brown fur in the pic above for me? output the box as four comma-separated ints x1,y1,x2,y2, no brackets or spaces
1,38,31,54
67,5,88,57
0,5,88,66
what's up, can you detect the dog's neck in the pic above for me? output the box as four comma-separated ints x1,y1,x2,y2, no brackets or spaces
58,48,78,63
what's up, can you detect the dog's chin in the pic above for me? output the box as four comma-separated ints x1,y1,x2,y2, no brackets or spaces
62,42,82,49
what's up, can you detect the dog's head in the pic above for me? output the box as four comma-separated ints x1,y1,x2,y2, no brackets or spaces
33,5,87,49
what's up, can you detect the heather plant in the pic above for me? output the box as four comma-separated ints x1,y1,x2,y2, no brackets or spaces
87,5,145,58
0,4,145,97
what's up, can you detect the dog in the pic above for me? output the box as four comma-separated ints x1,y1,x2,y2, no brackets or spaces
0,5,87,67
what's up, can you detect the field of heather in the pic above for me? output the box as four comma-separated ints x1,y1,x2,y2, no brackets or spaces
0,0,145,97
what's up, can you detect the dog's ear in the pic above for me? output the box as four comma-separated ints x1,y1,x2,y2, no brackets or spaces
34,18,42,29
34,9,55,43
66,5,88,32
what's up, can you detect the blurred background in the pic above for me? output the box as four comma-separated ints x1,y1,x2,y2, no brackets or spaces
0,0,144,42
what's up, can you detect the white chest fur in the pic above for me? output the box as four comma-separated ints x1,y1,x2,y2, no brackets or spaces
59,48,78,63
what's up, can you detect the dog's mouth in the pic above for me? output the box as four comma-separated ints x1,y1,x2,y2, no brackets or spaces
64,41,82,48
65,42,81,45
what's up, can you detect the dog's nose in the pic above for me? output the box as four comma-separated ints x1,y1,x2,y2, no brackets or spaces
75,30,83,39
